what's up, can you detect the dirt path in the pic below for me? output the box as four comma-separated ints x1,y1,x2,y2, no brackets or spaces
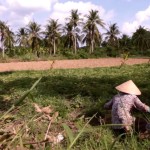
0,58,149,72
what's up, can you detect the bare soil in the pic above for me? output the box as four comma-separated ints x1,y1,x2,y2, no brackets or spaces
0,58,149,72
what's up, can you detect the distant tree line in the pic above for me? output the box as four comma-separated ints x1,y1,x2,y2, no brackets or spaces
0,9,150,59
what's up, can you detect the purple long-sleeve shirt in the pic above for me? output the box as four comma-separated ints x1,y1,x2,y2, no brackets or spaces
104,93,149,129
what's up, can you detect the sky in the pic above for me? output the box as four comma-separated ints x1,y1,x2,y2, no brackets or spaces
0,0,150,36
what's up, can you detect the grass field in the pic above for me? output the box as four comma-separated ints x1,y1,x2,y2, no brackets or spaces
0,63,150,149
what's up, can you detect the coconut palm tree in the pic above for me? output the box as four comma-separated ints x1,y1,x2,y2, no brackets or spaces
82,10,105,54
16,27,29,55
104,23,120,47
62,23,74,49
119,34,132,52
0,21,7,57
132,26,150,52
66,9,82,54
82,22,102,50
0,21,14,57
62,22,81,52
26,21,41,57
16,27,28,47
0,22,4,48
4,27,14,54
145,31,150,50
44,19,62,55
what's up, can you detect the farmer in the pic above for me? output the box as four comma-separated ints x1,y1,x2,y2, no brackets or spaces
104,80,150,133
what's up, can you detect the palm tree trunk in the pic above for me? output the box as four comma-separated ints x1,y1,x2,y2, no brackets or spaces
74,40,77,54
91,31,94,53
89,44,92,54
2,47,5,58
49,48,52,55
53,39,56,55
91,40,94,53
1,41,5,58
74,35,77,54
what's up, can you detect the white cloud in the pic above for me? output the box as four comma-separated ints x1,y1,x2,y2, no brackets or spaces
53,1,103,13
0,5,7,15
0,0,58,29
135,6,150,23
23,14,34,25
122,21,139,35
104,10,115,22
122,5,150,35
50,1,114,25
5,0,57,11
5,12,34,29
0,0,115,32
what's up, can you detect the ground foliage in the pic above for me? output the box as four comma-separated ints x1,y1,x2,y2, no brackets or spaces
0,63,150,149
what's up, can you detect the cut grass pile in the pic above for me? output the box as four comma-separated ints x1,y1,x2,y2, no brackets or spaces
0,64,150,149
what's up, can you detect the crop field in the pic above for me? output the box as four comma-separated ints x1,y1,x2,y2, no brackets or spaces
0,64,150,149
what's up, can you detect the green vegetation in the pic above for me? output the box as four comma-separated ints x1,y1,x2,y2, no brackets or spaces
0,64,150,149
0,10,150,61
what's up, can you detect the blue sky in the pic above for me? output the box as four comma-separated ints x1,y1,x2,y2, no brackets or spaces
0,0,150,36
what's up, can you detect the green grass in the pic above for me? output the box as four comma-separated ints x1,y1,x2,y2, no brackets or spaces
0,64,150,149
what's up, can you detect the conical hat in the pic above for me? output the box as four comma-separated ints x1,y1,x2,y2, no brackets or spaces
115,80,141,95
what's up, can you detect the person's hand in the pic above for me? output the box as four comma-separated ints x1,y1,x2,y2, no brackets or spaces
147,107,150,113
125,126,132,133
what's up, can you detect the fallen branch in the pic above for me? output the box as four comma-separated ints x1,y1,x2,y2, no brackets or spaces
23,139,49,145
44,112,59,140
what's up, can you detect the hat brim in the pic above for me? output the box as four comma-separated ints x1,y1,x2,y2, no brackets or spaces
115,80,141,95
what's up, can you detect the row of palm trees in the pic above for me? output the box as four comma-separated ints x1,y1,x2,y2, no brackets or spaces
0,9,150,58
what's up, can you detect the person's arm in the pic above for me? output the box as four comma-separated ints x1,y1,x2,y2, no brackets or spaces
104,99,113,109
134,96,150,112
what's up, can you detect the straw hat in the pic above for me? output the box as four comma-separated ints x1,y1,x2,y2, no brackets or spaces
115,80,141,95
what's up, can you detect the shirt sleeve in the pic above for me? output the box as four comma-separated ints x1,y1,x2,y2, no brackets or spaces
134,96,149,112
104,98,113,109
